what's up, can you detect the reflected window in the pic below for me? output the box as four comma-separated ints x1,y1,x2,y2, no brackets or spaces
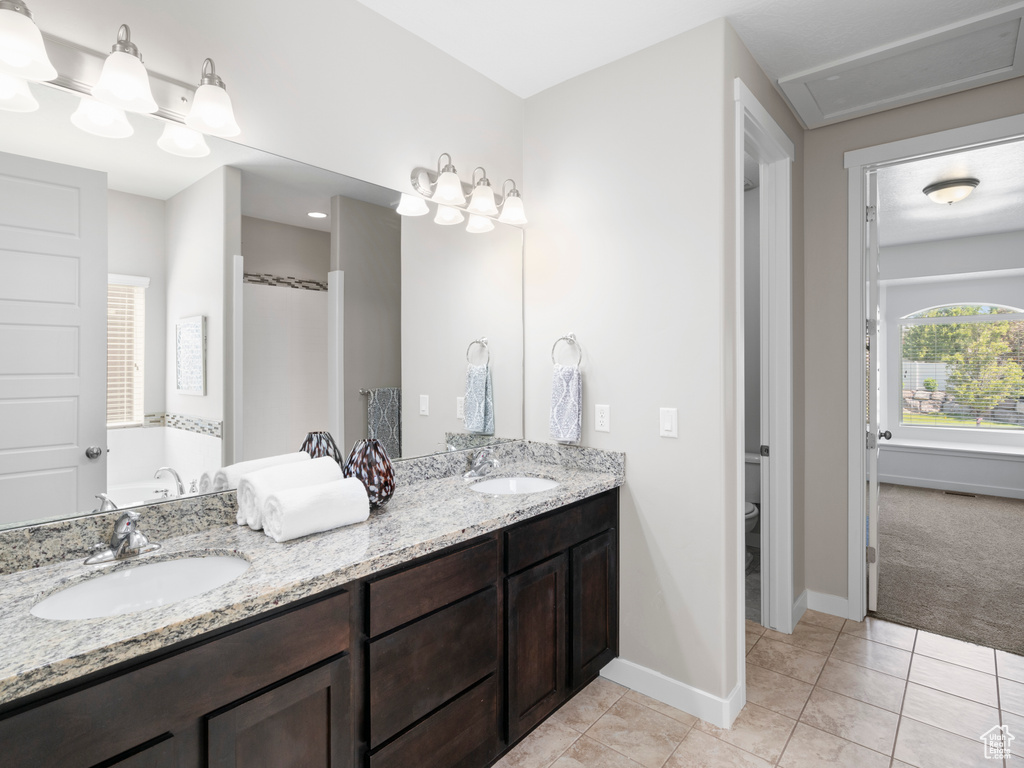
107,276,148,427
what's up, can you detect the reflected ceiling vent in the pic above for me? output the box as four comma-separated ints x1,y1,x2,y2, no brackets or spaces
779,5,1024,128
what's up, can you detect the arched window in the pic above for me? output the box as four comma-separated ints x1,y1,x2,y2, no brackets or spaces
900,304,1024,430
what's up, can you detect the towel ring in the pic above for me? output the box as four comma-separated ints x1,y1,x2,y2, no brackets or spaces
551,333,582,365
467,337,490,364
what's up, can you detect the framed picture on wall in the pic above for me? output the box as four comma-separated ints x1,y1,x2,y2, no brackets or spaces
175,315,207,396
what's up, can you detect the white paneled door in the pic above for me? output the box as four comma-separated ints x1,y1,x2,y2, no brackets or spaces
0,151,107,526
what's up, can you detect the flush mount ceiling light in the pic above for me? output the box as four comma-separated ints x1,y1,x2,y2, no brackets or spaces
396,193,429,216
466,214,495,234
498,179,528,225
71,97,133,138
923,177,979,205
0,0,55,81
431,153,467,206
0,70,36,111
307,211,328,219
156,122,210,157
92,25,158,114
434,204,465,226
185,58,240,137
467,167,499,217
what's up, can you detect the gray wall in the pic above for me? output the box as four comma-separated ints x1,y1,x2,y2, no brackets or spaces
240,216,330,282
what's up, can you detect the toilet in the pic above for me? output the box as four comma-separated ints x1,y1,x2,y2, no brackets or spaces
744,501,759,534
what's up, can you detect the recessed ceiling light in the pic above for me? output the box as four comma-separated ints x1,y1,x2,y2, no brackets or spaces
923,178,979,205
307,211,327,219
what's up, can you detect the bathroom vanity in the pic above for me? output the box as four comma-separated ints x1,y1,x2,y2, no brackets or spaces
0,444,622,768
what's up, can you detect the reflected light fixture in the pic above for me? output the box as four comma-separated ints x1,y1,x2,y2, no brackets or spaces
923,178,979,205
92,25,158,114
467,167,499,217
0,0,55,81
431,153,466,205
466,214,495,234
497,179,528,225
71,97,133,138
0,70,36,111
307,211,328,219
434,204,465,226
157,122,210,157
186,58,240,137
396,192,429,216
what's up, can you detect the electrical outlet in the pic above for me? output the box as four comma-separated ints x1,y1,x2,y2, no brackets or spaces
456,396,465,419
419,394,429,416
595,404,610,432
660,407,678,438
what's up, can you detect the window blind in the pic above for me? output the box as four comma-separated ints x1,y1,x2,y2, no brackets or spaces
107,282,146,426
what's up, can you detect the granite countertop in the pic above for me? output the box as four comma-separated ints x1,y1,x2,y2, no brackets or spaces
0,443,624,708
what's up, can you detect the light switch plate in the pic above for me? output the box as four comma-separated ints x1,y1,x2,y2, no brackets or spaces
660,407,678,438
456,396,465,419
419,394,429,416
595,404,610,432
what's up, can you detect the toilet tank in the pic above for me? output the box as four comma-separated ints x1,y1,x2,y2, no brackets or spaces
744,453,761,504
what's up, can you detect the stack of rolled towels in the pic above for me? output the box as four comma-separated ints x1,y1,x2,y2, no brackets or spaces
212,452,370,543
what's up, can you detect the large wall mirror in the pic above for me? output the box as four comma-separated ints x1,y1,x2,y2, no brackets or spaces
0,83,524,530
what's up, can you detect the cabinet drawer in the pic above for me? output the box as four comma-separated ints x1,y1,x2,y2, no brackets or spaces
369,676,497,768
369,587,497,748
368,537,496,637
506,492,616,574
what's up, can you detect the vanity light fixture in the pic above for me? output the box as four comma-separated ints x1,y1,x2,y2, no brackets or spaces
0,70,37,111
434,204,465,226
156,122,210,158
0,0,55,81
92,25,158,114
185,58,240,137
307,211,328,219
497,179,528,225
466,214,495,234
923,177,979,205
70,97,133,138
467,167,499,217
396,193,429,216
431,153,467,206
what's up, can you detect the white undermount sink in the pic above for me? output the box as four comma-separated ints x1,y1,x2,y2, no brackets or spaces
470,476,559,495
31,555,250,621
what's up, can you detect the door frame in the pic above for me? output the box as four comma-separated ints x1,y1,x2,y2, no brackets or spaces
733,79,795,704
843,112,1024,620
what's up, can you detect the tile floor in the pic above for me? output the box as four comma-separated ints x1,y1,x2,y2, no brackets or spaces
495,610,1020,767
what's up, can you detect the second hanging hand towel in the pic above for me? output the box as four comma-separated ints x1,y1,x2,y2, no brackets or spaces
464,363,495,435
550,363,582,443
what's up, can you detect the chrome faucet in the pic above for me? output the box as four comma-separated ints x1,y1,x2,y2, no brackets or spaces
94,492,118,512
85,509,160,565
463,447,500,480
155,467,185,497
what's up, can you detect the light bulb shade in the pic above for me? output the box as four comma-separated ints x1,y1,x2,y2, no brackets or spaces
432,169,466,205
498,194,527,225
0,71,37,111
70,97,133,138
923,178,979,205
434,205,465,226
466,214,495,234
93,50,158,114
396,193,429,216
468,184,498,216
157,122,210,158
0,4,56,81
186,81,240,137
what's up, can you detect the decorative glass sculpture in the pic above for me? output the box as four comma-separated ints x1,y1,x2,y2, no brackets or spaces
300,431,343,466
343,438,395,508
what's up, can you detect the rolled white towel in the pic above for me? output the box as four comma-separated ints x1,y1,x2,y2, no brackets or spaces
263,478,370,543
238,456,343,530
212,452,311,496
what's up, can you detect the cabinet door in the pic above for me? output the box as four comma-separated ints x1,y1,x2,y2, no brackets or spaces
95,736,176,768
506,553,567,743
207,656,350,768
570,530,618,688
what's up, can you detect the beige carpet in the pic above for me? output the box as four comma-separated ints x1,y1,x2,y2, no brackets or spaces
874,483,1024,655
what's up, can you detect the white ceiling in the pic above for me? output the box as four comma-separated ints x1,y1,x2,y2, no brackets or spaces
355,0,1021,101
877,139,1024,246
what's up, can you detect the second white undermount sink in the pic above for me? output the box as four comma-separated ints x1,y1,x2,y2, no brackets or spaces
470,476,559,495
31,555,250,621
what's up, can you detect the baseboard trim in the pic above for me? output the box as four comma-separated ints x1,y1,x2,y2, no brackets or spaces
807,590,851,620
792,589,808,627
601,658,742,728
878,473,1024,500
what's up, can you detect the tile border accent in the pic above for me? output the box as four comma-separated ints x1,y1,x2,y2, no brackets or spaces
807,590,850,620
243,272,328,292
164,413,223,438
600,657,742,729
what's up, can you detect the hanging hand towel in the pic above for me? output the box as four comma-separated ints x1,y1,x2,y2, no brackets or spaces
213,451,310,495
464,364,495,435
549,364,582,443
367,387,402,460
237,456,343,530
263,478,370,543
